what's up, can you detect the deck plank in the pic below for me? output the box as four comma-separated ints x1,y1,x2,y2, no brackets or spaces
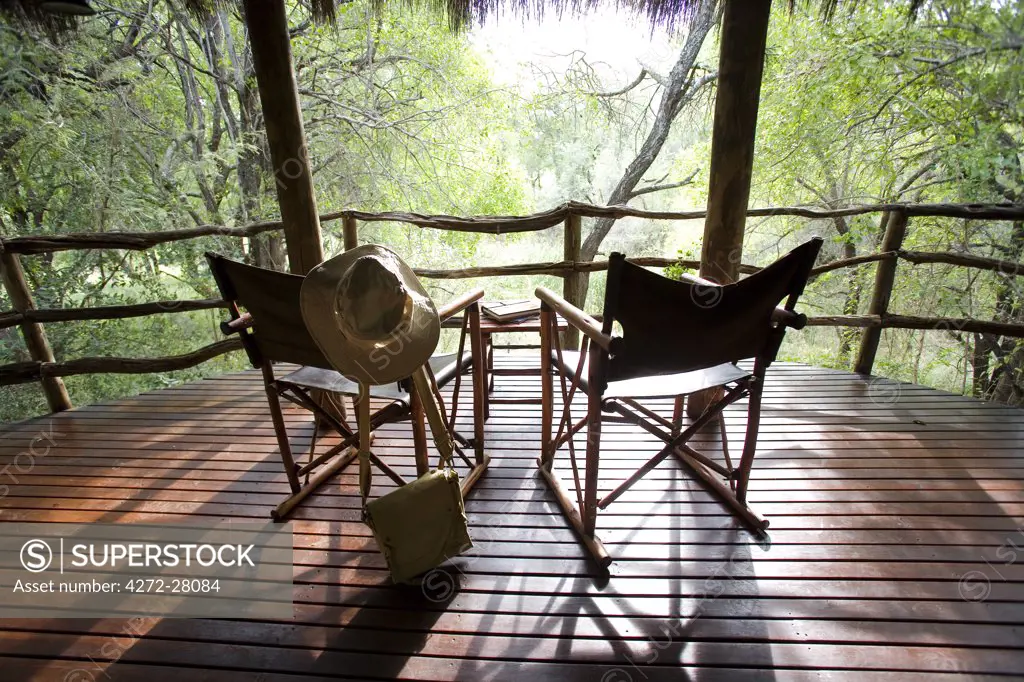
1,358,1022,680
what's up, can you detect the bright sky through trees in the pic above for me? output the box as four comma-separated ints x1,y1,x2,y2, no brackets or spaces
470,8,678,91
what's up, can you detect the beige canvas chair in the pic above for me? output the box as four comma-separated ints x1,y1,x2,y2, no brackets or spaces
206,253,489,520
536,238,823,568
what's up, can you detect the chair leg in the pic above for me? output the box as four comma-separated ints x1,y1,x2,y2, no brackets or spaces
734,374,764,504
538,464,611,569
599,383,747,509
672,395,685,437
486,335,494,394
468,302,487,461
272,444,360,521
582,389,602,537
460,455,490,497
676,451,768,531
539,307,554,470
680,372,768,533
262,365,301,495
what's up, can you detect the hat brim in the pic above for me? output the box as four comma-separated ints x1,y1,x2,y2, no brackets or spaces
300,245,440,385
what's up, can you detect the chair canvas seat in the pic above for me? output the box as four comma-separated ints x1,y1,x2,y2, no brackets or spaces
553,350,750,399
278,352,471,403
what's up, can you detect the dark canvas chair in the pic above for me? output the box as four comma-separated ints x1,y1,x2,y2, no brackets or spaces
536,238,823,567
206,253,489,520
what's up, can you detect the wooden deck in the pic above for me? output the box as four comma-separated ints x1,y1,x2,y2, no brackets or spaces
1,356,1023,681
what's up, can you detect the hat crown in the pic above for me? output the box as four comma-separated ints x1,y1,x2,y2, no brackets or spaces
300,243,440,386
335,255,411,341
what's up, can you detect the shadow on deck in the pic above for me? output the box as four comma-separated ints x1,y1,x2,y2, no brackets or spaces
0,356,1022,680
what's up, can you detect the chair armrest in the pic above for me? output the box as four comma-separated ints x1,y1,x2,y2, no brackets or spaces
438,288,484,322
220,312,253,336
535,286,614,351
678,272,720,288
772,307,807,330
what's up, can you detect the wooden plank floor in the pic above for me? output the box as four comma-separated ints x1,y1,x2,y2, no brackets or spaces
1,356,1023,681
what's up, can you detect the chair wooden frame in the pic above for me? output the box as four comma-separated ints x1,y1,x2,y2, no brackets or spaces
536,239,823,569
206,253,489,520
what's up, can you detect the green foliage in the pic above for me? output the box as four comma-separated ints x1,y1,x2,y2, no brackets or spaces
2,0,1022,422
0,1,524,422
748,0,1024,397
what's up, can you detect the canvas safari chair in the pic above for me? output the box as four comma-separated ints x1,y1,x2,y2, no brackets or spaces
205,253,489,520
536,238,823,568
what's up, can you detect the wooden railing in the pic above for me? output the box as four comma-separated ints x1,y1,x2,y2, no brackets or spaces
2,201,1023,413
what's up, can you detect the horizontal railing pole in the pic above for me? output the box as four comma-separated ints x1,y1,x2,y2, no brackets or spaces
8,310,1015,387
0,310,23,329
805,315,881,328
899,249,1024,276
882,314,1024,337
5,202,1023,255
803,314,1024,337
4,199,1023,398
0,338,243,386
0,361,42,386
0,222,286,256
810,252,890,277
5,246,1012,331
0,299,227,328
414,257,761,280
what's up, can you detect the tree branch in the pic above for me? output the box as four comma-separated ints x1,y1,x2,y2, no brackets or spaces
627,168,701,199
588,69,648,98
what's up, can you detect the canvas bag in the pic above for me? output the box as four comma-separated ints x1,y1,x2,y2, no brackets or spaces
357,366,472,584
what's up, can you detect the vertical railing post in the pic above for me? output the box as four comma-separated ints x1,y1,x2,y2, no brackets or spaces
855,209,909,375
342,214,359,251
0,250,72,412
562,212,582,350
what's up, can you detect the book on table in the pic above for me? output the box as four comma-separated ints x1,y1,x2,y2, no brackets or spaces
481,299,541,323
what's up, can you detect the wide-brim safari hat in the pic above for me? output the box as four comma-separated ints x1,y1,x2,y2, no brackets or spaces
300,244,440,385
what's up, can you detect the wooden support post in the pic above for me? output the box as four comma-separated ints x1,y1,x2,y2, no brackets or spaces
562,212,583,350
855,210,909,375
690,0,771,420
0,251,72,412
699,0,772,285
242,0,324,275
342,214,359,251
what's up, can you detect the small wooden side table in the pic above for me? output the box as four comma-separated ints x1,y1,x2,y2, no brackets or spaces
444,312,567,419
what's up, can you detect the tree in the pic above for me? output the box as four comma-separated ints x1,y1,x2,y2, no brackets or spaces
0,0,524,421
752,0,1024,399
521,0,718,316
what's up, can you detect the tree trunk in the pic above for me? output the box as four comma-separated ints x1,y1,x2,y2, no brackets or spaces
689,0,771,419
987,219,1024,404
575,0,717,310
699,0,772,285
971,333,991,397
242,0,324,275
234,28,284,270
